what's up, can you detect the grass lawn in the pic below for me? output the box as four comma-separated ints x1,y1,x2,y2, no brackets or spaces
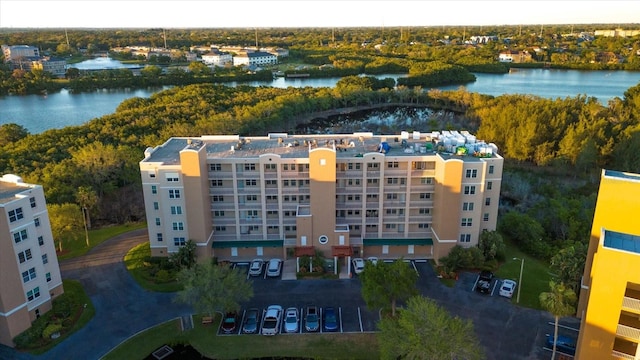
57,222,147,261
124,242,182,292
494,240,553,310
103,314,379,360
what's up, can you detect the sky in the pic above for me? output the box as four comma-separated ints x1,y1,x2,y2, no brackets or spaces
1,0,639,28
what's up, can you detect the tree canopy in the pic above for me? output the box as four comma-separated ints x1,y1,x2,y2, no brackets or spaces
360,259,418,317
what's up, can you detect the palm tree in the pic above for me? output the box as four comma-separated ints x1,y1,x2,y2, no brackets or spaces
539,281,577,360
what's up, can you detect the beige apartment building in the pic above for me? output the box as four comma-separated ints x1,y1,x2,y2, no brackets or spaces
0,174,64,347
139,131,503,269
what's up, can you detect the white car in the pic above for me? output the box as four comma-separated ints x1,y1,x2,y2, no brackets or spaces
284,307,299,333
248,259,264,276
267,258,281,277
366,256,378,265
499,279,517,299
352,258,365,274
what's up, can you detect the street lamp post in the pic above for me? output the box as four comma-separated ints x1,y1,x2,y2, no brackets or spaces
513,257,524,303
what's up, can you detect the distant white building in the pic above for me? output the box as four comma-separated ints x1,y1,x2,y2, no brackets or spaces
2,45,40,62
233,51,278,67
201,49,233,67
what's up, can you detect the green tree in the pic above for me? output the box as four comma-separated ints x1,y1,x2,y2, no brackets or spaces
0,123,29,147
360,258,418,317
550,243,587,294
170,240,197,269
76,186,99,246
539,281,577,360
377,296,485,360
478,230,506,261
175,261,253,316
47,203,83,252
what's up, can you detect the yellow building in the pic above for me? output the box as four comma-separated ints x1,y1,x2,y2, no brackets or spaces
0,174,64,347
577,170,640,359
139,131,503,270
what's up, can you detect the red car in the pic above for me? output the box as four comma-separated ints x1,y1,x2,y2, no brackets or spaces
221,312,238,333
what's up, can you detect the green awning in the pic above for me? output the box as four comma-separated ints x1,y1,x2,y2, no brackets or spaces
212,240,283,248
363,238,433,246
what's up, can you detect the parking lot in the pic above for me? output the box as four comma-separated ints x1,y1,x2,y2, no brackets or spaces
226,258,578,359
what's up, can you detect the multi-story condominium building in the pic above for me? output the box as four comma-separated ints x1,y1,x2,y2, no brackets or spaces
140,131,502,269
0,174,64,347
576,170,640,359
232,51,278,67
201,49,233,67
1,44,40,61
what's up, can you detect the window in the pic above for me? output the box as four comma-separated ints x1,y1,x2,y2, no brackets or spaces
245,179,257,186
211,179,223,187
26,287,40,301
166,173,179,182
459,234,471,243
246,195,258,202
485,198,491,206
413,161,427,170
215,226,227,232
168,189,181,199
38,236,44,246
421,177,433,184
461,218,472,227
212,195,224,202
22,268,36,283
366,194,378,201
244,163,256,171
463,202,474,211
419,208,431,215
488,165,494,174
30,197,37,208
151,185,157,194
487,181,493,190
367,178,379,185
387,161,399,168
46,272,52,282
210,163,222,171
348,162,361,170
148,172,156,178
214,210,225,217
13,229,28,243
172,222,184,231
419,193,431,199
155,218,161,226
153,202,159,210
9,207,24,222
264,163,276,171
42,254,48,264
464,186,476,195
170,206,183,215
367,163,379,170
347,179,361,186
18,249,32,263
173,237,186,246
386,193,398,200
483,213,490,222
465,169,478,178
245,210,258,218
157,233,163,242
265,179,277,186
418,223,430,229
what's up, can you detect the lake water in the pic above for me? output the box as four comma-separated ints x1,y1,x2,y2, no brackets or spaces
1,58,640,134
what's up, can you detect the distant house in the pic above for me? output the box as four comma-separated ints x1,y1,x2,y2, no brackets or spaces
32,56,67,78
469,35,498,44
201,48,233,67
233,51,277,67
498,50,532,63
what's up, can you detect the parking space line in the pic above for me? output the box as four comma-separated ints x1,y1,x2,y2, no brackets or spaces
410,260,419,277
339,307,343,333
547,322,580,332
357,307,363,332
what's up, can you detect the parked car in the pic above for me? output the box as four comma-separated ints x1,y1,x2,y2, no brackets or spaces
267,258,282,277
545,334,576,355
305,306,319,332
352,257,365,274
221,311,238,333
261,305,283,335
249,259,264,276
366,256,378,265
284,307,299,333
242,308,260,334
323,307,338,332
475,270,494,294
499,279,517,299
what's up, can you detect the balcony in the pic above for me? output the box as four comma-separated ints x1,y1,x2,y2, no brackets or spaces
617,324,640,341
622,296,640,314
611,350,635,359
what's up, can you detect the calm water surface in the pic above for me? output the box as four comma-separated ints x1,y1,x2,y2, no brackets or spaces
1,58,640,134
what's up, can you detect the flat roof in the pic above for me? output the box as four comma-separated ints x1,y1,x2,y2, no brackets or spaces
603,230,640,254
0,180,30,205
604,169,640,183
141,132,500,165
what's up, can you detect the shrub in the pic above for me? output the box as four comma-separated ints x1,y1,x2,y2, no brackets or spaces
42,324,62,339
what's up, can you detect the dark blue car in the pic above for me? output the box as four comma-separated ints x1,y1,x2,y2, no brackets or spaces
323,307,338,332
545,334,576,355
